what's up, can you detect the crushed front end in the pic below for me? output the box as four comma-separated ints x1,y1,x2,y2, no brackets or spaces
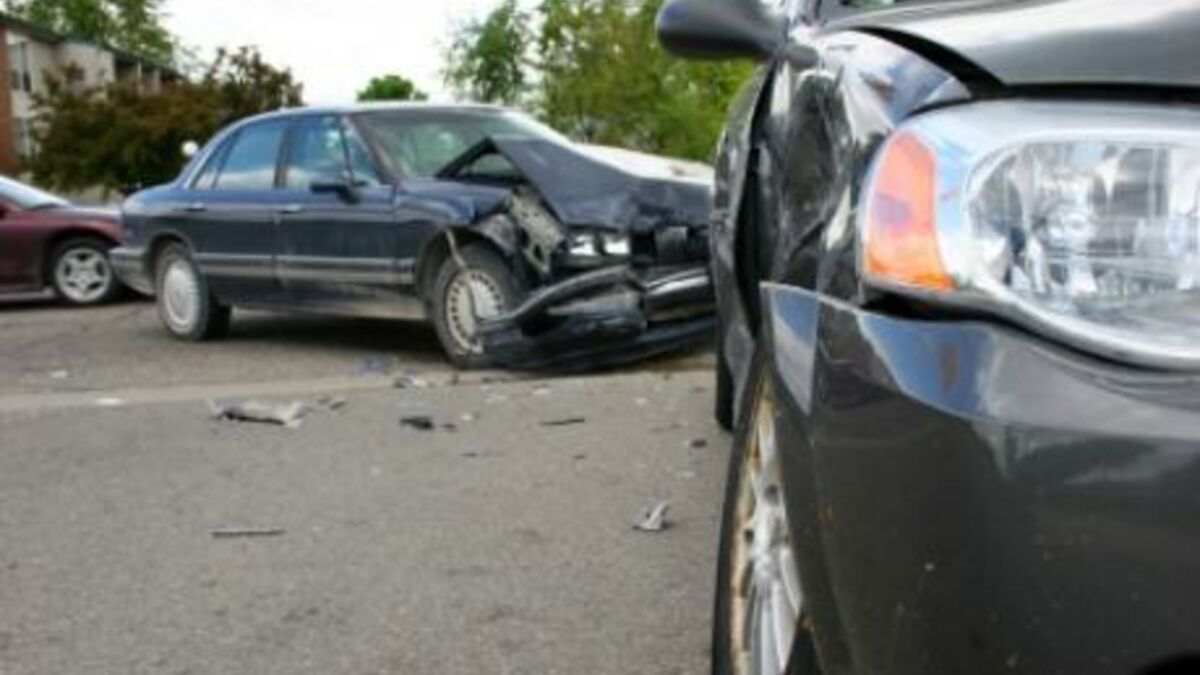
441,136,717,370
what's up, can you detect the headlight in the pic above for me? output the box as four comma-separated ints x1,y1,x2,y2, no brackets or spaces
860,101,1200,369
567,231,630,258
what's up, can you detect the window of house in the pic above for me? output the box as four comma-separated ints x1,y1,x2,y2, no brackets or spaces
8,42,31,93
213,120,288,191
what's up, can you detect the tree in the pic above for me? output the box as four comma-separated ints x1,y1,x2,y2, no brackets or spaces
27,46,303,195
357,74,428,102
445,0,531,106
4,0,176,64
445,0,752,162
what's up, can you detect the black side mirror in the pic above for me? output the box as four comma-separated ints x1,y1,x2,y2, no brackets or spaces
656,0,788,62
310,174,358,202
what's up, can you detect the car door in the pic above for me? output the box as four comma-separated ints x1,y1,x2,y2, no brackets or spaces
276,115,412,317
176,118,290,304
0,200,42,290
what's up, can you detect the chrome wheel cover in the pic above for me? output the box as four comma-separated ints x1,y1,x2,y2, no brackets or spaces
445,268,505,354
161,258,201,333
55,247,112,303
731,382,804,675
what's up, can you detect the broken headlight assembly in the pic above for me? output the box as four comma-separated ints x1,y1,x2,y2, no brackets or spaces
567,230,632,261
860,101,1200,369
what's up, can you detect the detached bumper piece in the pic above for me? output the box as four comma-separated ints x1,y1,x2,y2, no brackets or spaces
479,265,715,370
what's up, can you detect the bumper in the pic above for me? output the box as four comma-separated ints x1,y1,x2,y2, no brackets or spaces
762,283,1200,675
109,246,154,296
479,265,715,370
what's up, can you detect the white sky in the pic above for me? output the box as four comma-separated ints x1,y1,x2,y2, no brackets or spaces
162,0,503,105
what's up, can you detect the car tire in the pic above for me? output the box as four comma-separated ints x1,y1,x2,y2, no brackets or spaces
713,356,820,675
715,327,735,431
50,237,121,306
154,243,230,341
431,243,524,370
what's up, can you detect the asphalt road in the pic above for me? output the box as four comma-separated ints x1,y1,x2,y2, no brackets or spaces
0,298,726,675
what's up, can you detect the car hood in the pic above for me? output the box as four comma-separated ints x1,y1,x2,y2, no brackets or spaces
45,205,120,222
439,136,713,233
832,0,1200,89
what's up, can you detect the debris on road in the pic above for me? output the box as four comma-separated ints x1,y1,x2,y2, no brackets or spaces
633,501,672,533
541,417,587,428
209,400,308,429
49,369,69,380
210,528,286,539
532,385,552,397
314,396,348,413
400,415,436,431
393,374,431,389
689,438,709,449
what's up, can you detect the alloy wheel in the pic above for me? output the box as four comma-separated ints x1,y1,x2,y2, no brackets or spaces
730,381,805,675
55,247,113,304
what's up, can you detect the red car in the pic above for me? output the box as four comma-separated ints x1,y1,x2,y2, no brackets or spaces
0,175,125,305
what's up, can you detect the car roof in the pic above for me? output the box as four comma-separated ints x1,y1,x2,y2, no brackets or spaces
236,102,517,125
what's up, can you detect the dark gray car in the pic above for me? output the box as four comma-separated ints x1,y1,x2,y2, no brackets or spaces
659,0,1200,674
112,104,714,369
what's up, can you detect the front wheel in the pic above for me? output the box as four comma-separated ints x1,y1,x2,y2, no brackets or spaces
50,237,121,306
713,362,819,675
431,243,524,369
154,243,230,341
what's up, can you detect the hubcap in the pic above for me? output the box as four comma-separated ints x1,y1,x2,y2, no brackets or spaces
445,269,505,354
56,247,112,303
731,382,804,675
161,258,200,332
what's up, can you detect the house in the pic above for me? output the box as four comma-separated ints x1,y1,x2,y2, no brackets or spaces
0,12,180,175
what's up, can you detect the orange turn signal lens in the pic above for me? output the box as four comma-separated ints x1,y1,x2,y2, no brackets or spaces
863,132,954,292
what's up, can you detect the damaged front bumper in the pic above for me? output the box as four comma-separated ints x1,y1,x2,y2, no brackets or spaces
479,265,715,370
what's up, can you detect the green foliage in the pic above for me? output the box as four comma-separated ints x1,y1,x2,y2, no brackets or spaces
446,0,753,162
444,0,531,106
27,47,303,195
357,74,428,102
4,0,176,64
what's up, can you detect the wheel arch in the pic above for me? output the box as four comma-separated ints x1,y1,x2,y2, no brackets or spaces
414,224,520,304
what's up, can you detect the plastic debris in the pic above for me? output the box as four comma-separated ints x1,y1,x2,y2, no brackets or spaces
314,395,348,412
393,374,431,389
541,417,587,427
689,438,709,449
209,400,308,429
211,528,285,539
633,501,671,533
400,415,436,431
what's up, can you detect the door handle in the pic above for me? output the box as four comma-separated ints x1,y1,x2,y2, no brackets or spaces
181,202,206,213
277,204,304,215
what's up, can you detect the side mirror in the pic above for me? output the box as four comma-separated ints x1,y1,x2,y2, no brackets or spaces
310,174,358,202
656,0,787,62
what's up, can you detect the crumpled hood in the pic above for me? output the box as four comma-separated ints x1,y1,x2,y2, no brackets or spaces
441,136,714,233
832,0,1200,90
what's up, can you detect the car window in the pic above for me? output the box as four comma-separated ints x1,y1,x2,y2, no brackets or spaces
0,175,68,210
191,141,227,190
358,111,561,179
342,122,385,187
214,120,288,191
284,116,346,190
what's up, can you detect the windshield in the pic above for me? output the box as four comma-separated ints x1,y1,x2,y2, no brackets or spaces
0,175,68,210
356,110,569,178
